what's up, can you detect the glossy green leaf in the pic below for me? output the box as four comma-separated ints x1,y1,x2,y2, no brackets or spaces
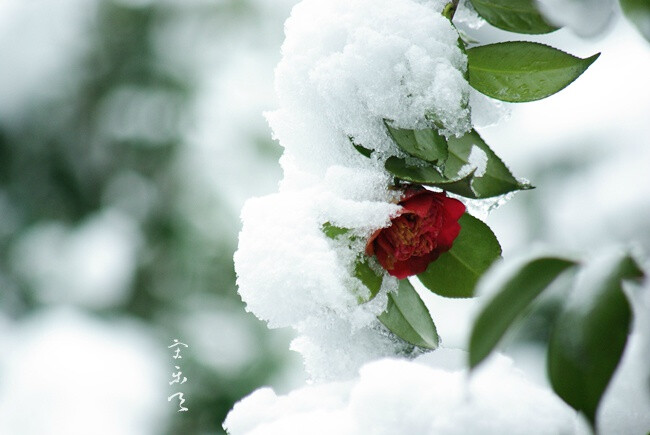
467,42,600,102
446,130,532,197
355,259,383,300
418,214,502,299
548,253,644,427
468,256,577,368
378,279,439,349
361,129,529,199
384,156,476,198
385,122,448,165
620,0,650,41
470,0,558,34
385,131,531,199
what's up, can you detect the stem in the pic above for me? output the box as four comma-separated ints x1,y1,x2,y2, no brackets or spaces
442,0,460,21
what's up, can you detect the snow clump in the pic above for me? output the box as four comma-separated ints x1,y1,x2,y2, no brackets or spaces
234,0,477,380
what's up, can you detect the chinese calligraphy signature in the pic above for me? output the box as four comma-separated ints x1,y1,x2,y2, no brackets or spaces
167,338,189,412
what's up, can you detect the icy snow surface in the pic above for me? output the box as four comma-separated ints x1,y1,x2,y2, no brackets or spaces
234,0,489,380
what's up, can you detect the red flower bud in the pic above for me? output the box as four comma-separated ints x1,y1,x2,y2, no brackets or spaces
366,188,465,279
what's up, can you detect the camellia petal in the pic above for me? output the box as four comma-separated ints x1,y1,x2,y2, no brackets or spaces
441,196,466,220
436,220,461,248
390,252,440,279
401,193,436,217
366,188,465,278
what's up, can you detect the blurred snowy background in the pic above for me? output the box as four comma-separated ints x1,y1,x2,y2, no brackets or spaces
0,0,300,433
0,0,648,434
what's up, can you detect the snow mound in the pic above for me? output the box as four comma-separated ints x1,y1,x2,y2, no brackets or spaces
224,349,587,435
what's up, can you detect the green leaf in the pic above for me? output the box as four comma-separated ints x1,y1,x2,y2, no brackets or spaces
378,279,439,349
385,121,448,165
468,256,577,369
385,130,531,199
321,222,349,239
418,214,502,299
445,130,532,197
469,0,558,34
442,1,458,21
355,259,383,301
548,252,644,427
620,0,650,41
354,144,373,158
384,156,476,198
349,136,373,158
467,42,600,102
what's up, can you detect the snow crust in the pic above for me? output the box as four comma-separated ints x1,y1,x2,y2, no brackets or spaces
454,0,486,30
224,348,588,435
234,0,481,380
273,0,470,156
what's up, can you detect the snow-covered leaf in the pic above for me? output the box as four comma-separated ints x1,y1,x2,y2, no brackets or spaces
385,130,530,199
469,0,558,34
467,42,599,102
548,253,644,427
378,278,439,349
385,121,448,165
418,214,502,299
384,157,476,198
445,130,532,197
469,256,577,368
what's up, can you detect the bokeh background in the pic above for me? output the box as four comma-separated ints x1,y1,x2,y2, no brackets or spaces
0,1,299,433
0,0,648,434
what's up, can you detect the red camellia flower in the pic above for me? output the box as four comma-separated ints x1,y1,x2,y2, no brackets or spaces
366,188,465,279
